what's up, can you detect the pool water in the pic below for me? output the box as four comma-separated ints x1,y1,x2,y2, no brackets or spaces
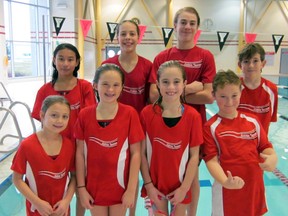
0,99,287,216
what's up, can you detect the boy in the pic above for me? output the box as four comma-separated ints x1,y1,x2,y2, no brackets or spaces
203,70,277,215
238,43,278,133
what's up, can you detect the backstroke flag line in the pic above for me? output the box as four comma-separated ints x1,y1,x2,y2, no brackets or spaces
80,19,92,39
217,31,229,51
106,22,119,42
162,27,174,47
53,17,65,36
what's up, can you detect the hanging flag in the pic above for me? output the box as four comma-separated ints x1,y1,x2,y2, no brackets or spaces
80,19,92,39
194,29,202,45
138,25,147,44
162,27,174,47
106,22,118,42
272,34,284,53
245,33,257,43
217,31,229,51
53,17,65,36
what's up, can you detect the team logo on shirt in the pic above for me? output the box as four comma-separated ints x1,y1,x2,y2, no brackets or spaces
38,169,66,179
154,137,181,150
179,60,202,69
238,103,270,114
218,129,258,140
123,85,145,95
70,101,81,110
89,137,118,148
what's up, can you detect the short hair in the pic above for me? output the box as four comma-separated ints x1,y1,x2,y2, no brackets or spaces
212,70,241,93
174,7,200,26
238,43,266,62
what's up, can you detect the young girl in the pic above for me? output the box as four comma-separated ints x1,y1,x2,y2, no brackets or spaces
102,19,153,216
140,60,203,216
149,8,216,215
74,64,144,216
11,95,76,216
31,43,96,215
203,70,278,215
32,43,96,141
238,43,278,134
102,19,152,114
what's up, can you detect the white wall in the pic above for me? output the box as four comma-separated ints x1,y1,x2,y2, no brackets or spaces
0,0,8,84
97,0,288,76
1,0,287,81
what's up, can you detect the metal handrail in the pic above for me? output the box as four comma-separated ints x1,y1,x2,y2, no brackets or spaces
0,101,36,153
0,82,13,106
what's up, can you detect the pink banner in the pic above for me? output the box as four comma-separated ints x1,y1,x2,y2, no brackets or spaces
80,19,92,39
194,30,202,45
138,25,147,44
245,33,257,43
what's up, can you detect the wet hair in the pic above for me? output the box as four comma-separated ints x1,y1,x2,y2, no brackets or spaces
212,70,241,93
174,7,200,26
92,64,125,102
154,60,186,111
238,43,266,62
41,95,70,114
52,43,81,85
116,20,140,36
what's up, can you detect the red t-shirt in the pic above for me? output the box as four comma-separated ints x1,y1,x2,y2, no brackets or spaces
203,112,272,216
102,55,152,113
238,77,278,133
140,104,203,204
31,79,96,141
151,46,216,122
74,103,144,206
11,134,75,216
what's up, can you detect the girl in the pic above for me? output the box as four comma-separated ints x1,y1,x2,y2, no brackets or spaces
11,95,76,216
149,8,216,215
75,64,144,216
102,19,153,114
140,60,203,216
102,19,153,216
203,70,278,215
32,43,96,142
31,43,96,216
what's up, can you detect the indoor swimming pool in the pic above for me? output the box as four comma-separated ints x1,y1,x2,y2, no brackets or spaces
0,81,287,215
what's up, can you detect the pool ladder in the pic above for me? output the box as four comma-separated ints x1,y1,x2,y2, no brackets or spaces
0,81,13,106
0,82,36,153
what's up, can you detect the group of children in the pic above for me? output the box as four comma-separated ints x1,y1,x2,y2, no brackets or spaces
10,6,278,216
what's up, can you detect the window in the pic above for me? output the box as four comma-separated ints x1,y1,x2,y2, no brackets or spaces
4,0,51,78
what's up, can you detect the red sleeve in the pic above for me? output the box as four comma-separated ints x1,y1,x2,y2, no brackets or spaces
73,108,86,140
257,121,273,152
271,84,278,122
80,79,96,107
64,137,76,172
128,108,145,144
201,49,216,84
10,139,28,174
140,107,147,133
189,109,203,147
202,123,219,162
31,87,46,121
150,53,164,84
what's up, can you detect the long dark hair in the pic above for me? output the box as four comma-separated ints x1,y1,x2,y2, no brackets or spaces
51,43,81,85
